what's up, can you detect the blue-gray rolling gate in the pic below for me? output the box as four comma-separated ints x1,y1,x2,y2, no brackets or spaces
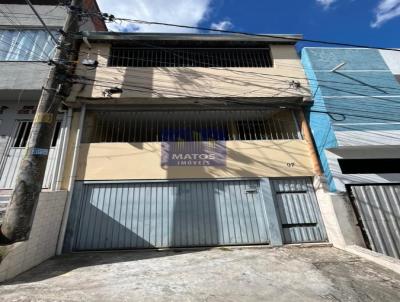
63,178,327,251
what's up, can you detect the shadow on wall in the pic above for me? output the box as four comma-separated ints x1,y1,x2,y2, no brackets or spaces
79,54,155,99
63,182,221,252
63,178,271,251
164,141,306,180
71,200,155,251
162,67,309,98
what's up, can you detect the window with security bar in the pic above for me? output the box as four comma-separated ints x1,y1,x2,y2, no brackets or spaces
84,110,302,143
108,47,273,68
13,120,61,148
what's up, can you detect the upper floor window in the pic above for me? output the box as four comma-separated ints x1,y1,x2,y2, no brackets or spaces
108,47,273,68
0,29,58,61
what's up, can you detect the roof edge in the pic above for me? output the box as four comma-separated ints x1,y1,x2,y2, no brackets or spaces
77,32,303,44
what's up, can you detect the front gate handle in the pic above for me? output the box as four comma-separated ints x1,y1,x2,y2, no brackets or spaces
245,188,258,194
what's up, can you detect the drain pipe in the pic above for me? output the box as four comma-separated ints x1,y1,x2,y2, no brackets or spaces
54,108,73,191
56,104,86,255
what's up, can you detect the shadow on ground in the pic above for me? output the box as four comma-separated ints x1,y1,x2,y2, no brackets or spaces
1,247,400,302
1,248,203,285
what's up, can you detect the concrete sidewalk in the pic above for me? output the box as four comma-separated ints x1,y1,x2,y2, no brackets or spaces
0,246,399,301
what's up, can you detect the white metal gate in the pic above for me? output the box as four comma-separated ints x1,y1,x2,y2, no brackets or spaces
0,120,60,189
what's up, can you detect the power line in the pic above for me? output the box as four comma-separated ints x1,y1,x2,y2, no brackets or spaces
71,77,400,123
72,39,400,95
24,0,60,45
0,6,58,60
0,9,58,59
0,39,49,61
0,12,65,20
73,63,400,102
79,12,400,52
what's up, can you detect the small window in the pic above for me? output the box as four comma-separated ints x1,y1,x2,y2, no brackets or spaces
13,120,61,148
338,158,400,174
13,121,32,147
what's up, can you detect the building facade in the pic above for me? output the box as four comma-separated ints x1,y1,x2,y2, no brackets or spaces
302,47,400,258
58,33,329,251
0,0,106,214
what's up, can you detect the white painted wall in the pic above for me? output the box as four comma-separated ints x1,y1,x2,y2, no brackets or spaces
313,176,365,248
334,126,400,146
380,50,400,75
0,191,67,283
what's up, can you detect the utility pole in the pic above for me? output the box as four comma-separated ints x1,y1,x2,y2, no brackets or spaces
0,0,83,244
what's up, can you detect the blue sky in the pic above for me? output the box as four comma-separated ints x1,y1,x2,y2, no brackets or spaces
97,0,400,49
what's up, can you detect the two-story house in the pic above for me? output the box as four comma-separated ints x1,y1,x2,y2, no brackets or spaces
59,32,329,252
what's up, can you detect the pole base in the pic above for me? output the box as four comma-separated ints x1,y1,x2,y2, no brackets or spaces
0,226,14,245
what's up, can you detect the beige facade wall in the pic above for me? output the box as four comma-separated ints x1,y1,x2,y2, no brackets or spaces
0,191,68,283
70,43,310,101
76,140,314,180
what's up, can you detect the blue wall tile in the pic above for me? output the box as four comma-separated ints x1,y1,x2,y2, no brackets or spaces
302,47,400,192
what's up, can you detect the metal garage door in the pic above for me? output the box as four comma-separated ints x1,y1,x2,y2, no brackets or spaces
272,179,327,244
351,185,400,259
65,180,271,251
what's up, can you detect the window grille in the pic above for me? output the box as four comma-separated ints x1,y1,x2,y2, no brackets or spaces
13,120,61,148
85,110,301,143
0,30,58,61
108,47,273,68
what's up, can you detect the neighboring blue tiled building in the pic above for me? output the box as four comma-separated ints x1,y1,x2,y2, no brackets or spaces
301,48,400,192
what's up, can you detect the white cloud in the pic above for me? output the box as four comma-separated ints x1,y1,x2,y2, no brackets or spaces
97,0,212,32
316,0,337,10
210,20,233,31
371,0,400,28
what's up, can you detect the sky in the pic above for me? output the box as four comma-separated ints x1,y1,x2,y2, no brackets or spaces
96,0,400,49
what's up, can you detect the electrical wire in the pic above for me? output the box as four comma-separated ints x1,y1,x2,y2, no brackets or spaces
71,77,400,123
72,41,400,95
0,37,52,62
0,12,65,20
76,10,400,52
2,4,398,126
0,7,57,60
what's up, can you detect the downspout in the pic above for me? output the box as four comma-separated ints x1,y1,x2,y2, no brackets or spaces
56,104,86,255
297,109,323,176
54,108,73,191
